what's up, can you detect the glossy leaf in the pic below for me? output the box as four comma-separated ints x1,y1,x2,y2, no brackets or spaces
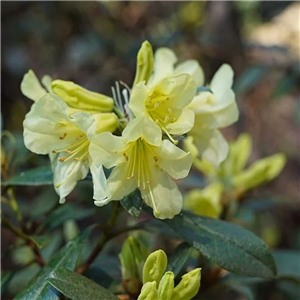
121,189,143,218
14,229,91,300
166,242,192,277
163,211,277,278
1,271,14,296
48,268,119,300
2,166,53,186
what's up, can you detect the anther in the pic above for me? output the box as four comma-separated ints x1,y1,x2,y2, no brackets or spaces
58,157,67,162
168,108,172,114
153,156,158,162
155,119,160,124
76,134,84,140
154,101,160,108
59,133,67,140
164,115,170,123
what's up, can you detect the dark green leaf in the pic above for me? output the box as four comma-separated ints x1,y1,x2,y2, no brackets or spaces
163,211,277,278
121,189,143,218
48,268,119,300
43,203,95,231
2,166,53,186
273,250,300,283
14,229,91,300
1,271,14,295
166,242,192,277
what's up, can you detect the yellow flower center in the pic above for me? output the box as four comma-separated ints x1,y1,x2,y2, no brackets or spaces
123,138,160,216
146,90,178,144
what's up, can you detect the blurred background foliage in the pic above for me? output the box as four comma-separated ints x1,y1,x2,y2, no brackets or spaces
1,1,300,300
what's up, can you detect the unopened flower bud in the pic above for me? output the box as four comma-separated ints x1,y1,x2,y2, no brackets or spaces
172,268,201,300
133,40,154,86
51,80,114,113
137,282,158,300
157,271,174,300
143,249,167,287
120,236,149,297
93,113,118,134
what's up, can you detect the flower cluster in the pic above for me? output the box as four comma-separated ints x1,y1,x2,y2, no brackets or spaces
21,40,238,219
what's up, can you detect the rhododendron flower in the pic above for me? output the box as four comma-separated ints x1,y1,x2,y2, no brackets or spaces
129,75,197,143
187,64,239,166
23,93,118,203
90,116,192,219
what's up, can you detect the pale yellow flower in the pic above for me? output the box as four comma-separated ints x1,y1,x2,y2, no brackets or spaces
90,116,192,219
23,93,118,203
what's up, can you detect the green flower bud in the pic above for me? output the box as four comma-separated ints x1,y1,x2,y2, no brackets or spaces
137,282,158,300
143,249,167,287
158,271,174,300
120,236,149,297
93,113,118,134
51,80,114,113
233,153,286,193
133,40,154,86
172,268,201,300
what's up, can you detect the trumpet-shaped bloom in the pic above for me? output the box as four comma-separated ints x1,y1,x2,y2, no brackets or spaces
187,64,239,166
23,93,118,203
129,75,197,140
90,116,192,219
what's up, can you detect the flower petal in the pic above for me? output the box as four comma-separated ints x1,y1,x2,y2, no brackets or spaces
165,107,195,135
107,163,137,201
21,70,47,102
41,75,53,92
210,64,234,96
128,82,149,117
148,48,177,87
23,94,81,155
89,132,124,168
192,128,229,166
153,74,197,108
50,152,89,203
89,162,110,202
141,165,182,219
156,139,192,179
122,116,161,146
174,60,205,87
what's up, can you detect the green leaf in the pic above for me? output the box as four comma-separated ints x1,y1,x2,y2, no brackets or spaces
121,189,143,218
1,271,14,295
163,211,277,278
273,250,300,283
2,166,53,186
14,229,91,300
43,203,95,231
48,268,119,300
166,242,192,277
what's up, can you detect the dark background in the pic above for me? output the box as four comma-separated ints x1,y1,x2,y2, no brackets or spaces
1,1,300,299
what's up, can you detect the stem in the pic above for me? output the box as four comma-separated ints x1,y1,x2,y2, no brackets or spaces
76,202,120,274
2,214,45,267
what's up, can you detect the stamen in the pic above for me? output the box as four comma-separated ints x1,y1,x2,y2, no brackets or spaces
164,115,170,123
168,108,173,114
154,101,160,108
59,133,67,140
